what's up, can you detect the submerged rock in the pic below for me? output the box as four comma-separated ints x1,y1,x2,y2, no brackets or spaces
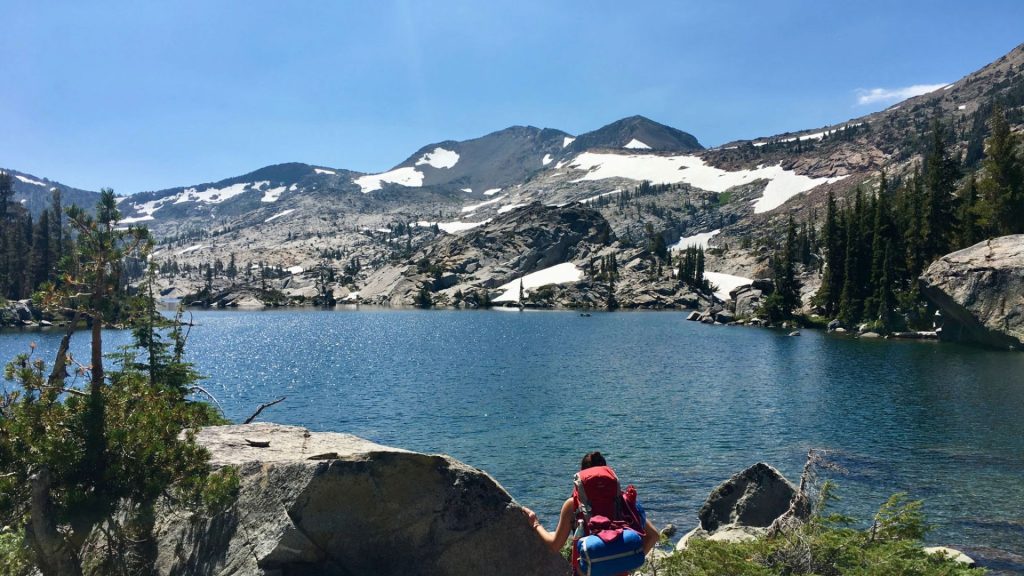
920,235,1024,349
116,423,565,576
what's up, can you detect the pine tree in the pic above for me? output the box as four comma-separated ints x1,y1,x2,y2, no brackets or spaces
865,174,892,316
838,192,864,327
51,190,151,486
875,240,897,333
921,120,961,261
29,210,52,288
775,216,801,318
815,191,844,316
977,105,1024,235
956,174,982,247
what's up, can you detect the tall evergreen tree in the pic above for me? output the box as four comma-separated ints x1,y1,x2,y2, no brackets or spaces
921,120,961,261
977,105,1024,235
838,190,865,326
815,191,844,316
865,174,892,316
775,216,801,317
875,240,897,333
956,174,982,247
29,210,52,288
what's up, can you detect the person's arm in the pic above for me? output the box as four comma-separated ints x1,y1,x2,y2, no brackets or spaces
522,498,575,553
642,518,660,554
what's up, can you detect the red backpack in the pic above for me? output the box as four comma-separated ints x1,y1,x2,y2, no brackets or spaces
571,466,647,574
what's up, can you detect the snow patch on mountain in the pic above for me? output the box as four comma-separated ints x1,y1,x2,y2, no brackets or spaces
260,185,289,203
704,271,753,301
542,153,553,166
563,136,576,148
580,189,622,204
483,188,502,196
415,147,460,169
119,215,155,224
624,138,651,150
354,167,424,193
417,220,492,234
461,188,473,193
497,203,528,214
671,229,720,251
175,181,262,205
492,263,583,303
461,195,506,213
314,168,336,175
264,209,295,223
569,152,845,213
176,244,208,256
15,175,48,187
753,123,863,147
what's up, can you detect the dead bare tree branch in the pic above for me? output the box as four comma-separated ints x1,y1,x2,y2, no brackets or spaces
243,396,286,424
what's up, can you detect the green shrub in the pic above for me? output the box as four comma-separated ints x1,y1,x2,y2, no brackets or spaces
649,490,984,576
0,529,31,576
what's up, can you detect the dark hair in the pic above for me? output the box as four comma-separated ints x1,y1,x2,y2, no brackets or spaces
581,451,607,470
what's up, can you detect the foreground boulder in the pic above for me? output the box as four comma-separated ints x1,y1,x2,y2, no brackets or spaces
677,463,796,550
131,423,566,576
920,235,1024,349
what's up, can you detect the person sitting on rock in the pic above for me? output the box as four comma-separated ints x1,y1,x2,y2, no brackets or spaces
522,451,660,574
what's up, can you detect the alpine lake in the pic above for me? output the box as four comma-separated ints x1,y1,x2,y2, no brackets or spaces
3,308,1023,569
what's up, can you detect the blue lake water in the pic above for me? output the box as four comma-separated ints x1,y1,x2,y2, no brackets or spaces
3,308,1024,566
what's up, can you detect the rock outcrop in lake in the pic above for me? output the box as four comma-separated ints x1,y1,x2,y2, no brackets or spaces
116,423,565,576
676,463,796,550
920,235,1024,349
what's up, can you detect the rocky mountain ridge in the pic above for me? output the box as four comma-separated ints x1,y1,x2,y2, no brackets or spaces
5,43,1023,311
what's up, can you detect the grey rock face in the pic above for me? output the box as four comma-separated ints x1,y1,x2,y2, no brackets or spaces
676,463,795,551
360,203,614,307
697,463,796,533
137,424,566,576
920,235,1024,349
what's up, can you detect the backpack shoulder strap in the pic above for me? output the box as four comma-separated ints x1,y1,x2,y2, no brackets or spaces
573,472,591,524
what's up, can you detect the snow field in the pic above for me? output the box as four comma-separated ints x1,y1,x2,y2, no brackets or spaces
497,203,528,214
15,175,47,187
264,209,296,223
415,147,460,169
670,229,721,251
703,271,753,301
354,167,424,193
260,185,288,203
176,244,208,256
623,138,651,149
492,263,583,302
462,195,506,213
568,152,845,213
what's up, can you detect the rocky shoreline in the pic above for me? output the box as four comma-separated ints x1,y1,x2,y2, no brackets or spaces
66,423,1004,575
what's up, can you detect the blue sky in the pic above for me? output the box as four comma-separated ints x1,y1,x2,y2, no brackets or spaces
2,1,1022,193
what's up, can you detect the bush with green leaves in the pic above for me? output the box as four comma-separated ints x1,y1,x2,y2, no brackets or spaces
650,486,984,576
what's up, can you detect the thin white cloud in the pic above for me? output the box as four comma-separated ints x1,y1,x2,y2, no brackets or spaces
855,83,949,106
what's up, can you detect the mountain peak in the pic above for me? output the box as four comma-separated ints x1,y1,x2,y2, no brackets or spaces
570,115,703,153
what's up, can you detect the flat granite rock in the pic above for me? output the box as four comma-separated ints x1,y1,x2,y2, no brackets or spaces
126,423,567,576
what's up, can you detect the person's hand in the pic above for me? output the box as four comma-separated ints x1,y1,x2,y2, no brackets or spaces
521,506,539,527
